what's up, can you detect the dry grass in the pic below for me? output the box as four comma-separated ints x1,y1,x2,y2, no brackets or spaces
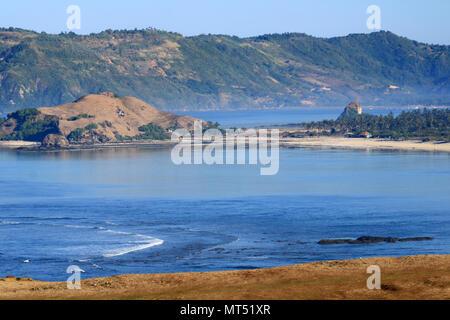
38,92,202,140
1,255,449,300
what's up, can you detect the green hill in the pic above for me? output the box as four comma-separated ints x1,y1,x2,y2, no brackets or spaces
0,27,449,114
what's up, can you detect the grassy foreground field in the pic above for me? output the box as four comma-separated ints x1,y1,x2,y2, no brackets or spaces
0,255,449,300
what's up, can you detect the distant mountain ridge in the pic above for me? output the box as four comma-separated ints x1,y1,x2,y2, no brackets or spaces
0,27,449,114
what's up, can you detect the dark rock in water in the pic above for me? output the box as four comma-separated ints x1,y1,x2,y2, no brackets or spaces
318,239,352,245
42,134,69,148
397,237,434,242
318,236,434,245
350,236,398,244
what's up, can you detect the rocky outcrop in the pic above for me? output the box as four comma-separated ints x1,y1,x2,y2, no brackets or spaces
42,134,69,148
318,236,434,245
337,101,362,120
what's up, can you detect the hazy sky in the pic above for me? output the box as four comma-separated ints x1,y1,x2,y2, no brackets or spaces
1,0,449,44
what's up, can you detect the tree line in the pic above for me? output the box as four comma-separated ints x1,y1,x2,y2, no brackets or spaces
302,108,450,141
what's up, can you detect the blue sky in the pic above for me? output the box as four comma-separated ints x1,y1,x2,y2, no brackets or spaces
1,0,449,44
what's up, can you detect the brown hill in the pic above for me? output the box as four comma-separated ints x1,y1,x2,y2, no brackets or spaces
0,92,208,147
39,92,204,143
0,92,205,145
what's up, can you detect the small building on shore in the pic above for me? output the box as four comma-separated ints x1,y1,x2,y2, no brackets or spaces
360,131,373,138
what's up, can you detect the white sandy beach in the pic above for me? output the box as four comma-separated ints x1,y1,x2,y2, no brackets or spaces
0,141,41,148
280,136,450,153
1,136,449,153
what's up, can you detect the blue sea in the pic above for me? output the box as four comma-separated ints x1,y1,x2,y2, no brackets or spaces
0,108,449,281
180,106,419,128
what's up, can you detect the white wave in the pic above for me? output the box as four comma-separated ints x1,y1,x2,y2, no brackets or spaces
103,229,132,235
0,221,20,225
102,239,164,258
63,224,95,229
247,255,269,260
19,221,165,259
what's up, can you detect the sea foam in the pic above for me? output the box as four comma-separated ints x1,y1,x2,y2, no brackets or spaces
102,238,164,258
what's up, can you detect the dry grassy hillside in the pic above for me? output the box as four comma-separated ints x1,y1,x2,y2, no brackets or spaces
0,255,448,299
0,92,205,145
38,92,203,143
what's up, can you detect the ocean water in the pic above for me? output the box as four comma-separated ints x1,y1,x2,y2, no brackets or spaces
180,107,419,128
0,146,449,281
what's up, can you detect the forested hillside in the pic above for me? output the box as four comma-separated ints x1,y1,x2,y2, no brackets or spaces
0,28,449,114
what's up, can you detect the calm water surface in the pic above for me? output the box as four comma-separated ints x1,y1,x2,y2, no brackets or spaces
180,107,419,128
0,146,449,281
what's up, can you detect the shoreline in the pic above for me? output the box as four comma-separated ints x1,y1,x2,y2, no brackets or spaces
2,136,449,153
279,136,450,153
177,105,450,112
0,140,178,152
1,254,449,299
0,141,41,149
